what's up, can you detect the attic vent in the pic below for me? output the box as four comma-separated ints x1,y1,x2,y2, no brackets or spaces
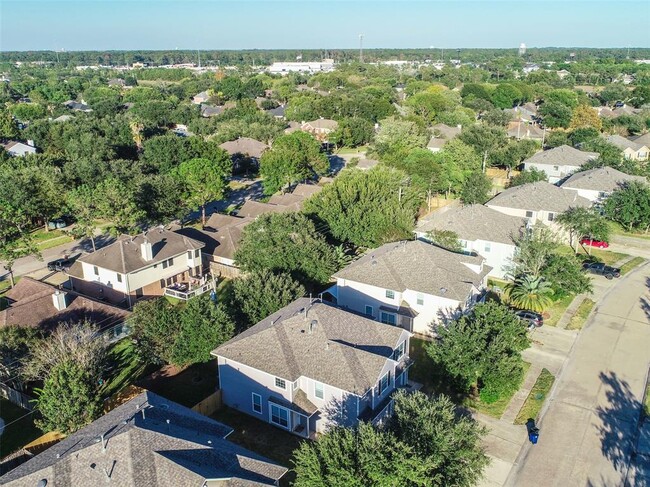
440,287,448,294
309,320,318,334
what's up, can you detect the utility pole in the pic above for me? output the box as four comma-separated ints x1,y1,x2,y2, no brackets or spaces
197,49,201,69
359,34,364,63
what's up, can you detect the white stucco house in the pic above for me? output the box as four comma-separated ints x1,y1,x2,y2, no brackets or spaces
332,240,491,336
522,145,599,183
486,181,591,231
213,298,411,438
560,166,648,203
69,227,205,307
415,204,526,279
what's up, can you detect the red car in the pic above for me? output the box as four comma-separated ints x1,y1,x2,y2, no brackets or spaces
580,237,609,249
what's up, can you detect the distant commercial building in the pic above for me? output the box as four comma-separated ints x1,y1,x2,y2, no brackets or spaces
268,59,335,75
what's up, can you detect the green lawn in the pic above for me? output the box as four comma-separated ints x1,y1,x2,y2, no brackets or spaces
30,228,66,243
567,298,595,331
99,339,156,400
514,369,555,425
335,146,368,156
464,362,531,419
0,399,43,457
608,221,650,241
409,337,439,396
543,294,575,327
620,257,646,275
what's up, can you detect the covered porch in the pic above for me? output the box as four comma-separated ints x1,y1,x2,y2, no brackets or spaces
269,391,319,440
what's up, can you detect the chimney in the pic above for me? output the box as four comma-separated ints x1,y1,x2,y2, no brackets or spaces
140,239,153,261
52,291,67,311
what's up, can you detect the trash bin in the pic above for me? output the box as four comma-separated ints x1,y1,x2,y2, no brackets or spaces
529,427,539,445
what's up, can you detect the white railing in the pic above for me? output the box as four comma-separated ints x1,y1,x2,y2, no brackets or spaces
371,398,394,427
164,281,214,300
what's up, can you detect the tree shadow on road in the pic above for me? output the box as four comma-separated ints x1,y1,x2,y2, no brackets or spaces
594,371,646,487
641,277,650,322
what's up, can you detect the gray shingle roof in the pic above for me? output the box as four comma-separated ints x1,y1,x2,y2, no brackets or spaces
333,240,488,302
175,214,253,260
291,183,322,198
213,298,405,395
523,145,599,167
79,228,204,274
219,138,269,159
487,181,591,213
560,166,648,192
604,134,643,152
237,200,300,218
0,391,287,486
416,204,526,245
631,132,650,147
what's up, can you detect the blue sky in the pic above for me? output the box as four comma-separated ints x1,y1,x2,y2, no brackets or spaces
1,1,649,51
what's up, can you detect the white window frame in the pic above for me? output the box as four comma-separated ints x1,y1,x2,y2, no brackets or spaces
380,312,397,326
547,212,555,222
269,404,290,429
416,293,424,305
274,377,286,390
116,273,122,283
525,210,534,218
93,266,99,276
392,341,406,361
385,289,395,299
292,379,299,391
252,393,262,414
484,242,491,253
314,381,324,399
378,371,390,396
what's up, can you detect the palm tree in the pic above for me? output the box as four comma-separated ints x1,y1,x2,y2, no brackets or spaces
505,275,554,312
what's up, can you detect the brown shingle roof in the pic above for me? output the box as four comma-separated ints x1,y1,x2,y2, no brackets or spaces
175,214,252,260
213,298,405,395
237,200,299,218
0,278,129,331
78,228,204,274
334,240,488,302
290,183,322,198
219,138,269,159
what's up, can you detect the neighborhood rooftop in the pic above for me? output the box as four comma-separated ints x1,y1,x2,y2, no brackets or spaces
522,145,599,167
560,166,648,192
78,227,204,275
219,137,269,159
416,204,526,245
175,213,252,261
487,181,591,213
334,240,490,302
0,391,287,486
213,298,405,395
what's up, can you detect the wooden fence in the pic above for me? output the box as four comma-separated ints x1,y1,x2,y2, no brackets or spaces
0,383,34,411
191,390,222,417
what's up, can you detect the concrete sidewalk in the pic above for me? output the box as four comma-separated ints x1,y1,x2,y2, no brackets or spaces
507,262,650,487
501,364,544,424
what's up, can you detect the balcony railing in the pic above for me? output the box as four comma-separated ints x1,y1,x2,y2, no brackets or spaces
164,281,214,300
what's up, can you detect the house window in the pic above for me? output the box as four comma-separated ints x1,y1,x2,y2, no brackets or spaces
484,242,491,253
315,381,324,399
378,371,391,396
116,273,122,283
292,379,299,390
380,312,397,326
547,212,555,222
553,165,559,171
195,249,200,258
392,341,406,361
270,404,289,428
135,288,143,298
416,293,424,305
160,279,166,288
275,377,286,390
187,250,192,259
93,266,99,276
525,211,534,218
162,260,168,269
365,305,373,316
385,290,395,299
162,258,173,269
252,393,262,414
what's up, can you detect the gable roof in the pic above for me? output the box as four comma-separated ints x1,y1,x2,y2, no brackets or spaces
267,193,305,206
175,214,253,260
630,132,650,147
523,145,599,167
213,298,405,395
561,166,648,192
219,138,269,159
431,123,462,139
604,134,645,152
290,183,323,198
78,228,204,274
416,204,526,245
486,181,591,212
302,119,338,130
266,105,286,117
0,391,286,486
200,104,223,117
0,278,129,331
237,200,299,218
334,240,489,302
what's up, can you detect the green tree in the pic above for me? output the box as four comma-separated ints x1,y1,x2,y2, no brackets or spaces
569,104,602,131
0,205,39,287
175,157,230,226
505,275,554,312
540,253,592,299
131,298,177,365
66,185,99,251
330,117,374,148
371,116,428,163
458,124,508,166
95,177,146,234
600,84,629,106
425,229,462,252
604,181,650,231
491,83,522,109
460,171,492,204
0,110,19,139
259,131,329,194
231,269,305,328
235,212,337,287
303,166,422,247
171,296,234,366
0,326,41,391
539,100,573,129
557,207,610,251
426,301,530,398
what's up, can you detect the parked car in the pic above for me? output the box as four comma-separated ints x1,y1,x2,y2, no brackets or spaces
47,258,72,272
580,237,609,249
582,261,620,279
515,310,544,329
48,218,68,230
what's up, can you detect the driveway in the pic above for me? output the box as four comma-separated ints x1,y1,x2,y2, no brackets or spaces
506,262,650,486
610,234,650,260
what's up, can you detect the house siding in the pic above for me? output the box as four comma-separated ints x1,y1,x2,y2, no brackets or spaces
523,162,582,184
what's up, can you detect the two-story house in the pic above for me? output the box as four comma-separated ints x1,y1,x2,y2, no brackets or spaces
213,298,411,438
604,134,649,161
486,181,591,230
522,145,599,183
415,204,527,279
69,228,205,307
333,240,492,335
560,166,648,203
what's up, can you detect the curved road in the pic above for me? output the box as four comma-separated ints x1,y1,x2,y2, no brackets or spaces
507,262,650,486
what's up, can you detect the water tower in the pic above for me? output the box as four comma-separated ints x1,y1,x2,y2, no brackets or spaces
519,43,526,56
